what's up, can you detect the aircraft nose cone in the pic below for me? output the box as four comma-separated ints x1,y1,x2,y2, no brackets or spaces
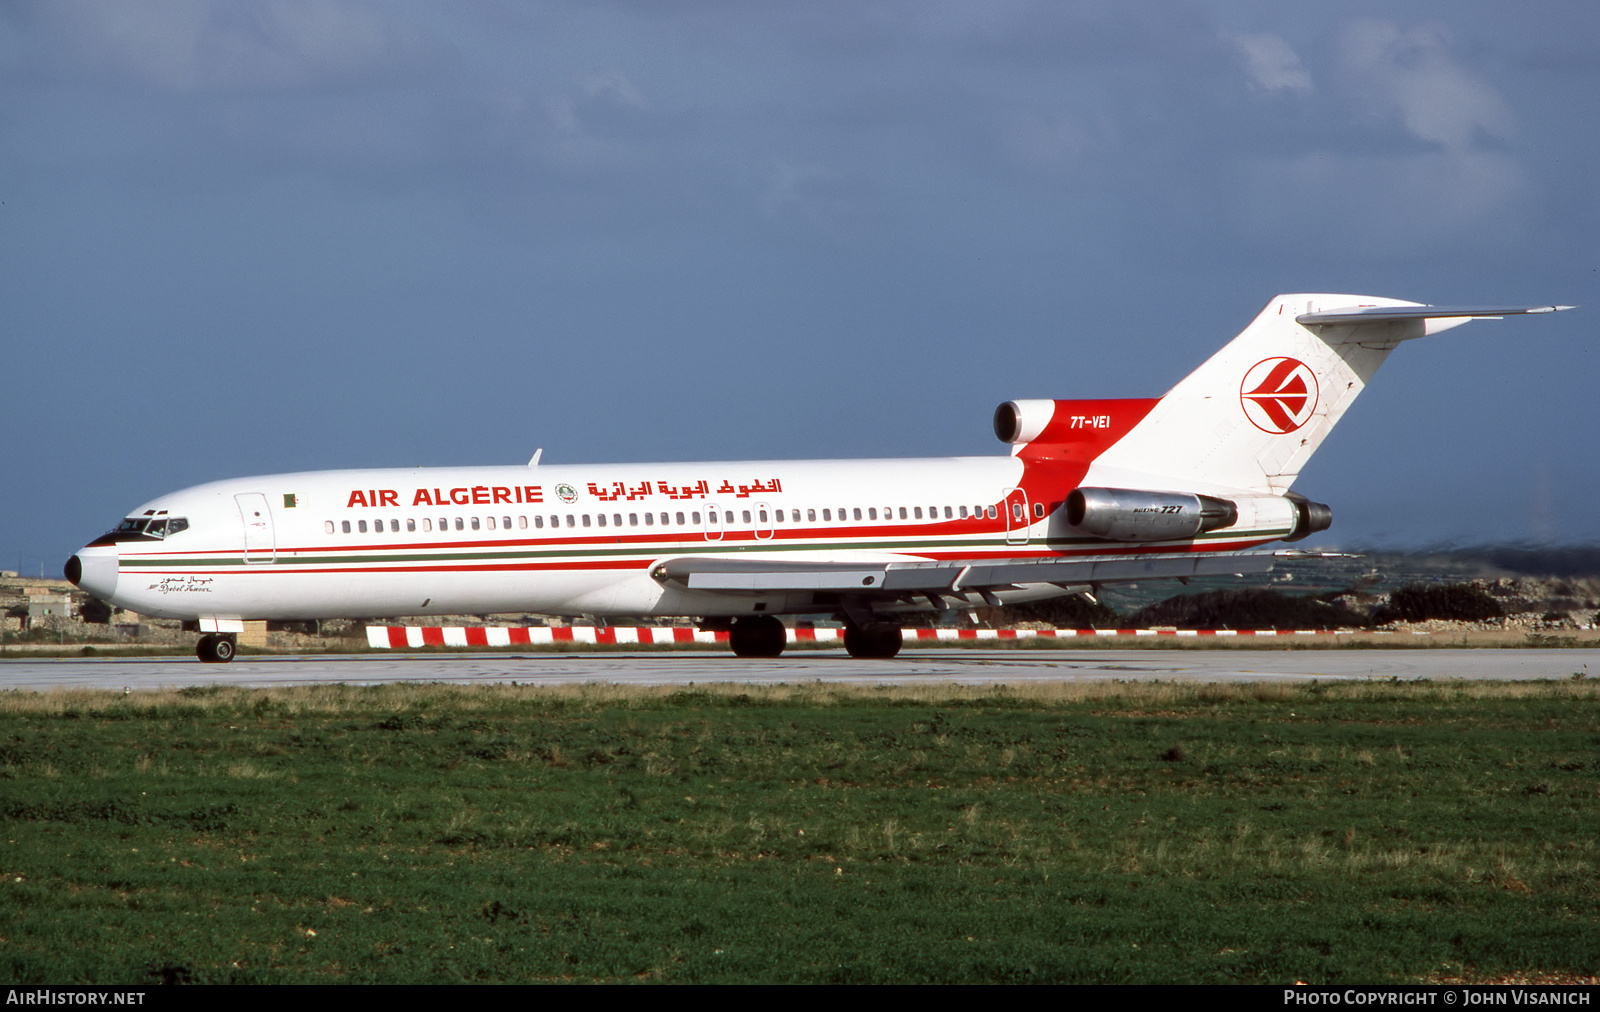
67,548,119,600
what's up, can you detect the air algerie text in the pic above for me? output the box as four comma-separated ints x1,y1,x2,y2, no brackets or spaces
346,487,545,508
344,478,786,509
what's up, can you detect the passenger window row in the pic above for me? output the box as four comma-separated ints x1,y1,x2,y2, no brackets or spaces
321,502,1031,536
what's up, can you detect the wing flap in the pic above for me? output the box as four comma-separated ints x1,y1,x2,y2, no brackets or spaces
656,551,1280,595
688,569,889,592
883,552,1278,590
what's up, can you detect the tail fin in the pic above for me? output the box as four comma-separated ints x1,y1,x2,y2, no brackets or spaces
1084,294,1572,495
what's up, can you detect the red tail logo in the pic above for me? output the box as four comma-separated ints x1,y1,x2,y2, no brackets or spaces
1240,357,1318,434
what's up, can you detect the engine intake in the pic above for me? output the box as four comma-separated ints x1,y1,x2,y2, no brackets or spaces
993,400,1056,445
1065,487,1239,542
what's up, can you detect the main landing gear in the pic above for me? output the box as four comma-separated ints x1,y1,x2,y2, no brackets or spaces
728,615,787,658
196,633,237,664
724,616,904,659
843,621,902,659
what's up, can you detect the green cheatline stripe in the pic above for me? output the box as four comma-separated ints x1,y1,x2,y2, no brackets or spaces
120,528,1290,570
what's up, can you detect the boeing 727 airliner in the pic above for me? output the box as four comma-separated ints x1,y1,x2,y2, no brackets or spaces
65,294,1572,662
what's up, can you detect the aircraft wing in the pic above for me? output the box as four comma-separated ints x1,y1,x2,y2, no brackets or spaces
653,550,1284,596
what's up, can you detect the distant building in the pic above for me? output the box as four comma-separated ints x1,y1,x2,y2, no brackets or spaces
25,588,74,627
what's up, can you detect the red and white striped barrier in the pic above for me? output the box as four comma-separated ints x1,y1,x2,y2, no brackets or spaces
907,627,1350,639
367,625,726,648
365,625,1357,649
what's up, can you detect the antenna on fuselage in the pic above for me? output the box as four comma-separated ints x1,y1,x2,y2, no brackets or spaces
528,448,543,467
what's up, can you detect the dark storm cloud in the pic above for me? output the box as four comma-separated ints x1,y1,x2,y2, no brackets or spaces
4,0,454,91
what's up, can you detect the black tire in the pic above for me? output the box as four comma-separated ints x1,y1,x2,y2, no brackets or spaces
843,622,902,659
728,615,787,658
197,634,237,664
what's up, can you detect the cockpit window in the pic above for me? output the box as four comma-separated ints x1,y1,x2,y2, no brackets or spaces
105,516,188,541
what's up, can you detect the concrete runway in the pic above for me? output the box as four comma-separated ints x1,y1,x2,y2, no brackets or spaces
0,648,1593,692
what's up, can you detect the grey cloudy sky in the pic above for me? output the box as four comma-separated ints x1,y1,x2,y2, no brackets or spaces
4,1,1597,576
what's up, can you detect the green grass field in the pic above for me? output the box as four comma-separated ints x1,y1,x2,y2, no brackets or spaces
1,680,1596,984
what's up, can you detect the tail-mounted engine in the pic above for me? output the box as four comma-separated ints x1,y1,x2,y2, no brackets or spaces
1064,486,1332,543
993,400,1058,445
1066,487,1238,542
1284,495,1333,542
993,397,1163,460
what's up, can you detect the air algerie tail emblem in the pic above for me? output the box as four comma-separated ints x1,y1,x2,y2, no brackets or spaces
1240,357,1319,434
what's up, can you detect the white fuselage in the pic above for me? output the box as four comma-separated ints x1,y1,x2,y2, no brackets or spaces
72,456,1285,623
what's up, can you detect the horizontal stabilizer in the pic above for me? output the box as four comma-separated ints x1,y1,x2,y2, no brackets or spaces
1297,305,1574,325
1089,294,1574,495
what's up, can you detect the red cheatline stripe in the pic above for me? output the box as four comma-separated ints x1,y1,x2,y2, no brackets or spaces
127,533,1286,571
251,560,648,575
160,517,1035,559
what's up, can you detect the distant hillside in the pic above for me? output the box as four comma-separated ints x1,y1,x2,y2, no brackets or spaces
1124,589,1368,630
1427,546,1600,578
987,542,1600,631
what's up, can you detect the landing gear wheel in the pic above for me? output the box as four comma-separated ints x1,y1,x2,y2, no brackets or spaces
728,615,787,658
197,633,237,664
844,622,902,659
